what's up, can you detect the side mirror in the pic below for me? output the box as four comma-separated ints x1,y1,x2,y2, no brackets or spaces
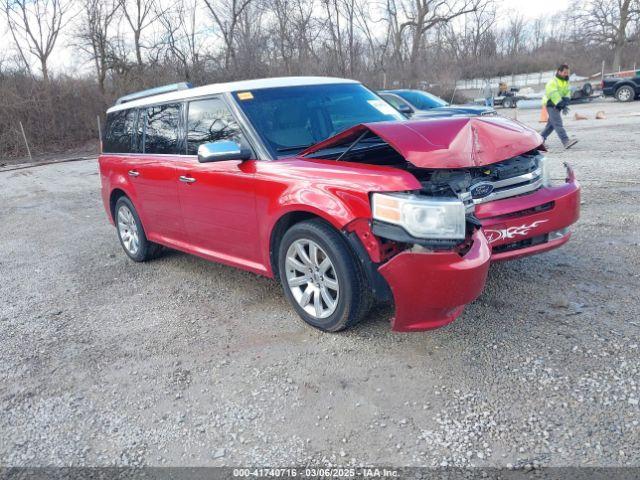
197,140,252,163
397,104,413,116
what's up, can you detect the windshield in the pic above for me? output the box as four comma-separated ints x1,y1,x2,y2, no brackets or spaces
232,83,404,157
394,90,448,109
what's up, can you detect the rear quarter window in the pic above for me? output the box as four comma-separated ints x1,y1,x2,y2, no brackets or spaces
103,109,137,153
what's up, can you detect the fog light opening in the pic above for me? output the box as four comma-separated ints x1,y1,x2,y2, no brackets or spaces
548,228,569,240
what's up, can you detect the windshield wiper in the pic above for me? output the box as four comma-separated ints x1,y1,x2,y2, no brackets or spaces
276,144,313,152
336,131,369,161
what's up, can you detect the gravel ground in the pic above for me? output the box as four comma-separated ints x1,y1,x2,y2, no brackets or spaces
1,99,639,469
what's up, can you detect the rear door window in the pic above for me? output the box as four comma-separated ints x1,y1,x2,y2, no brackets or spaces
103,109,137,153
186,98,245,155
144,103,182,154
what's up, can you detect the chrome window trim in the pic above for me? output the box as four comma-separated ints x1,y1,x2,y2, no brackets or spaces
103,94,268,160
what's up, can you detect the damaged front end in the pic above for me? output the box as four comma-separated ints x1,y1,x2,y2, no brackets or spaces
304,116,578,331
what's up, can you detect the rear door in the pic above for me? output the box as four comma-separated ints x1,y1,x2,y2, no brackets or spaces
173,97,261,270
131,103,186,245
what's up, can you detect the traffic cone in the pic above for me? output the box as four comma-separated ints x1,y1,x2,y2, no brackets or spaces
539,105,548,123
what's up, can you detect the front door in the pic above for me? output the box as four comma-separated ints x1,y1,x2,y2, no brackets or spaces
175,97,262,272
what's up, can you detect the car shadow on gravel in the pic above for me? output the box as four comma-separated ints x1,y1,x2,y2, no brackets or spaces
137,239,598,345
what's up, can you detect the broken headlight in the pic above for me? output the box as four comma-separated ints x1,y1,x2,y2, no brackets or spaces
539,155,553,187
371,192,466,240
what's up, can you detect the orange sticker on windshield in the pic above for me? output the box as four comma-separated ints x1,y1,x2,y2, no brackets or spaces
237,91,254,100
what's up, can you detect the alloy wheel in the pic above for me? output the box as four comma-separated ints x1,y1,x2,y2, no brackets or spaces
285,239,339,319
117,205,140,255
618,87,632,101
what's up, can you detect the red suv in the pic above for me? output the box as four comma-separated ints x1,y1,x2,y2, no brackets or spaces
99,77,580,332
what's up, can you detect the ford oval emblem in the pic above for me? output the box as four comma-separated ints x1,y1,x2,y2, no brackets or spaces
470,182,494,199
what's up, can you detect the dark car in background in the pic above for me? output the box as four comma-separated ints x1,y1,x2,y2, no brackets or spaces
379,89,496,118
602,71,640,102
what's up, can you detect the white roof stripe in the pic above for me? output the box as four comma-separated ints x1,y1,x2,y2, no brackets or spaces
106,76,360,113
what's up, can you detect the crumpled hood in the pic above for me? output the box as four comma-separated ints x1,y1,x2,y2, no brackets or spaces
301,116,543,169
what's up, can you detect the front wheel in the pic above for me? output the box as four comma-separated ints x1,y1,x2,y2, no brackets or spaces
615,85,634,102
277,219,372,332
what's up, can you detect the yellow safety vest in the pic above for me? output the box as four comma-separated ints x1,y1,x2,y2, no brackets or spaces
542,76,570,106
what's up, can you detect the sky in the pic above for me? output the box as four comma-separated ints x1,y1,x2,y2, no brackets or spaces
505,0,570,20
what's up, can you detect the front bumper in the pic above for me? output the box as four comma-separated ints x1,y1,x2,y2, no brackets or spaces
366,165,579,332
378,230,491,332
476,164,580,261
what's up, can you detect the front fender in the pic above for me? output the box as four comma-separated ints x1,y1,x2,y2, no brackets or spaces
261,185,372,275
254,157,421,276
272,187,371,231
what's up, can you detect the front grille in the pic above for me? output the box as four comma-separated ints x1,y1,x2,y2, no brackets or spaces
470,155,544,205
416,153,545,210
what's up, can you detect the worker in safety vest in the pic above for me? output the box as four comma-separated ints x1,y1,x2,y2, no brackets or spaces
540,64,578,149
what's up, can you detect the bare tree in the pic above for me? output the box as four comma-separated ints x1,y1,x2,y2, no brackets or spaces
353,0,390,84
322,0,356,76
531,16,546,50
443,5,496,63
234,1,268,76
572,0,640,70
267,0,320,74
3,0,71,81
74,0,120,93
157,0,204,80
384,0,488,86
119,0,158,66
202,0,255,71
505,13,526,56
269,0,295,74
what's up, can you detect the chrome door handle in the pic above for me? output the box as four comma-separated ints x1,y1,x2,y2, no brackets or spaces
179,175,196,183
128,170,140,177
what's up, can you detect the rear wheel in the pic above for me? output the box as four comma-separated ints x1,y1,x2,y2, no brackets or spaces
277,219,372,332
502,96,515,108
615,85,634,102
114,196,162,262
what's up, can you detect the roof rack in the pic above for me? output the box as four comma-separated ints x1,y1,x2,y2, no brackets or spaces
115,82,193,105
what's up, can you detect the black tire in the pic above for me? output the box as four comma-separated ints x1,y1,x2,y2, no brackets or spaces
502,96,514,108
582,82,593,96
114,196,162,262
615,85,635,102
277,219,373,332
